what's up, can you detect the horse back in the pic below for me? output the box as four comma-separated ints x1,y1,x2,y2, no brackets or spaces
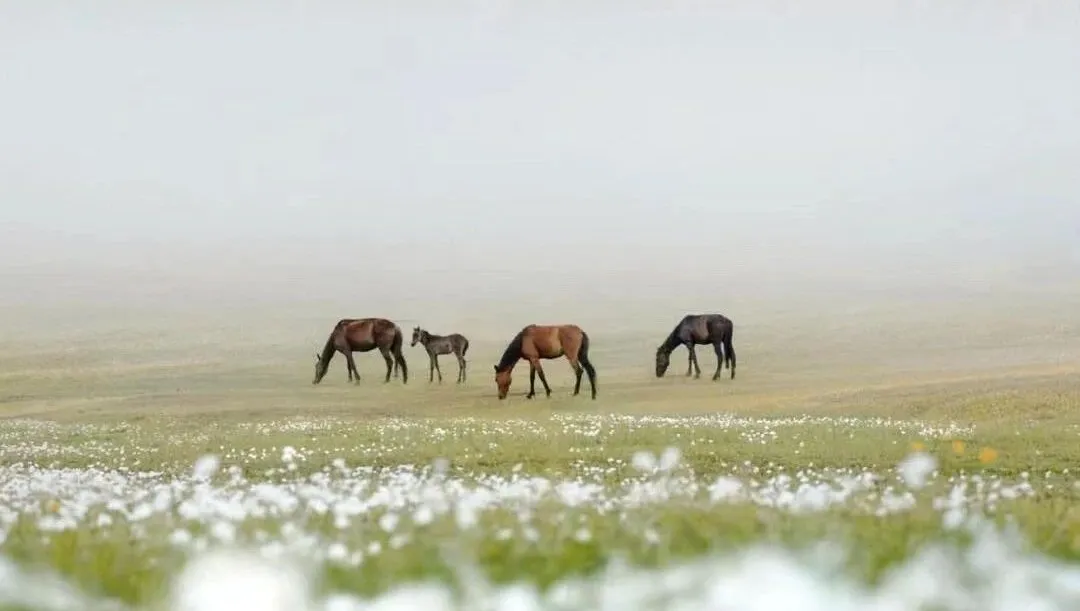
705,314,733,338
341,317,399,350
524,324,583,358
679,315,712,343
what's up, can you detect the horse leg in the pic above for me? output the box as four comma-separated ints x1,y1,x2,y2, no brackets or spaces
533,360,552,398
526,362,537,399
337,348,351,382
460,340,470,383
434,353,443,384
428,351,435,383
379,347,394,383
725,335,736,380
340,349,353,383
344,352,360,384
566,355,584,396
711,341,725,381
579,352,598,400
456,351,466,384
394,347,409,384
687,344,701,379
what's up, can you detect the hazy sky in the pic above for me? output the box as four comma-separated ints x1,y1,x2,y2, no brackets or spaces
2,1,1079,292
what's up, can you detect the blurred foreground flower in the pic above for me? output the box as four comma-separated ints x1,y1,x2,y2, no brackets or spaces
910,441,926,452
898,451,938,489
631,447,682,474
978,447,999,464
951,440,966,455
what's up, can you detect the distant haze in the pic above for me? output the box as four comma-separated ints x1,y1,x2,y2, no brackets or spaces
2,2,1078,331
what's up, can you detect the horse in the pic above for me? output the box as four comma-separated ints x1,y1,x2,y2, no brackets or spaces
312,318,409,385
329,318,404,379
493,324,597,400
655,313,736,380
411,326,470,384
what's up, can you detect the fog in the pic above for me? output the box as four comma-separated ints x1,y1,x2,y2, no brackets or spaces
2,1,1079,332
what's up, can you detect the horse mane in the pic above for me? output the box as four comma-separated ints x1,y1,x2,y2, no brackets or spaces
657,321,684,355
495,327,527,371
315,326,340,377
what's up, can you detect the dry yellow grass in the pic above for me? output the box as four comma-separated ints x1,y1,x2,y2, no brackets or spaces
1,292,1078,427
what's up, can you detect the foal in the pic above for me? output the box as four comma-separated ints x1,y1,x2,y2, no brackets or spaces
411,326,470,383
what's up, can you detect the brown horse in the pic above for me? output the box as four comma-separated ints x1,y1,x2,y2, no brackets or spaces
493,324,597,400
312,318,408,385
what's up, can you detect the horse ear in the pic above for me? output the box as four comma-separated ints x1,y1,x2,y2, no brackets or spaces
493,365,499,373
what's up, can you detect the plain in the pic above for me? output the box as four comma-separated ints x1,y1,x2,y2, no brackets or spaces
1,285,1079,609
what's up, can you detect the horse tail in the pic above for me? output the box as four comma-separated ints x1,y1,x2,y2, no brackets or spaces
723,322,736,379
392,330,400,376
461,337,470,357
392,325,403,354
392,325,408,383
578,329,598,398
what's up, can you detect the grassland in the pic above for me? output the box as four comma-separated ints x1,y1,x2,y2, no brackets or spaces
1,295,1079,609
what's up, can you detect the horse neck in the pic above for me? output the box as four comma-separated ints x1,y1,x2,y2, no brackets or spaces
659,328,682,354
495,332,525,371
316,332,338,377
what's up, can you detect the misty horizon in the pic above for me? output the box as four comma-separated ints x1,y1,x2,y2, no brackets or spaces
2,2,1078,324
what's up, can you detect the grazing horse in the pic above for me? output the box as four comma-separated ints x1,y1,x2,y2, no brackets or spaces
655,314,736,380
493,324,597,400
411,326,470,384
312,318,409,385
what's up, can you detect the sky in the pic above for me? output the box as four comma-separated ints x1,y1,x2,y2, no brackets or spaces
1,1,1078,311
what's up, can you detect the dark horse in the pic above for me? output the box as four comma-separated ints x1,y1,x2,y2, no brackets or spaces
655,314,736,380
493,324,597,400
411,326,470,384
312,318,409,385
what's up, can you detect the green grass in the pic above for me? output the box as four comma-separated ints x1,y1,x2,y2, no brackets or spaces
1,406,1080,607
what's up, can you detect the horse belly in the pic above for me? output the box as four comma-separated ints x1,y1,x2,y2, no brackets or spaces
527,334,564,359
544,338,567,359
348,339,378,351
689,320,712,342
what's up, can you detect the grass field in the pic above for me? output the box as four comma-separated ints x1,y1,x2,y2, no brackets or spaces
2,295,1080,610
